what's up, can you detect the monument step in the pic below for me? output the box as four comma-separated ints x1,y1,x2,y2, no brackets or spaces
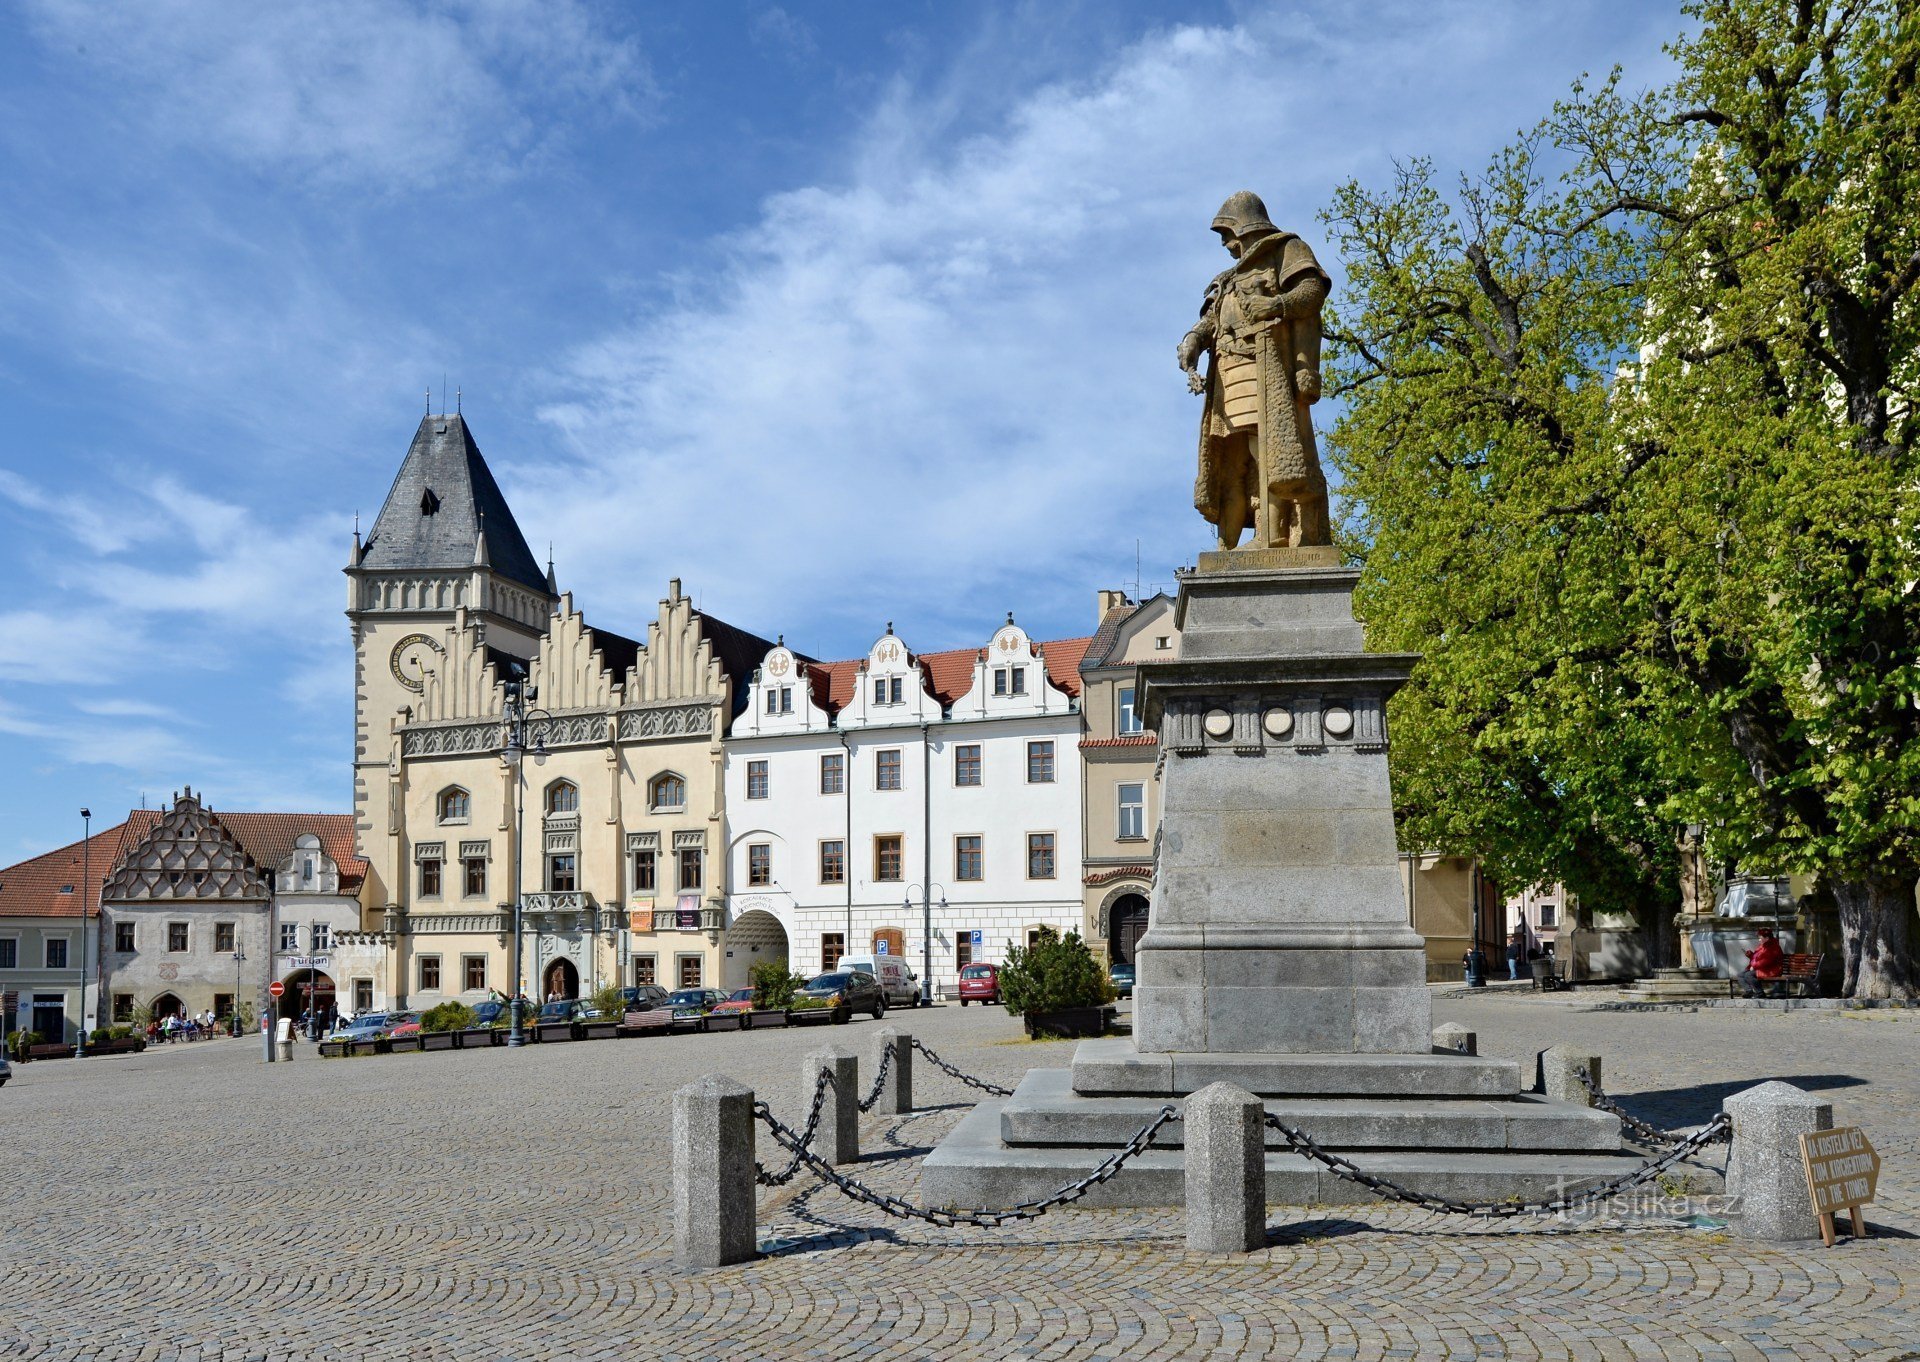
1620,979,1731,1001
1071,1037,1524,1099
1001,1068,1621,1152
924,1102,1659,1211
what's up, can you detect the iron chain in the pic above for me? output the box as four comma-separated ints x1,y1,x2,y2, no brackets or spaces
910,1039,1012,1097
856,1041,896,1113
754,1101,1179,1228
1575,1067,1729,1149
1262,1109,1734,1218
754,1065,835,1186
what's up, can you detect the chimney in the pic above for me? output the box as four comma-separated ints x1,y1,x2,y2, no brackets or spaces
1096,588,1130,622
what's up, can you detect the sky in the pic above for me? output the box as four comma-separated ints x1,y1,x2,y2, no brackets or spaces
0,0,1688,859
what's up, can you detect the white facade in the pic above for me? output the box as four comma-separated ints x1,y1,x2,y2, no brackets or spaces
724,621,1086,993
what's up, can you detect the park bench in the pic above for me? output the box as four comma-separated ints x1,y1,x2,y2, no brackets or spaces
1731,951,1823,998
26,1043,74,1061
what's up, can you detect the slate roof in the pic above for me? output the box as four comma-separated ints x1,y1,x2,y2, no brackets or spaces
358,414,550,597
803,636,1091,715
1080,592,1175,671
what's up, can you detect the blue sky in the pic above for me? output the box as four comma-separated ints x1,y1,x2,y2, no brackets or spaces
0,0,1685,858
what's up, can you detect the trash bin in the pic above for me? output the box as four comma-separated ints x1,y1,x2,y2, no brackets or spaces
1530,957,1554,989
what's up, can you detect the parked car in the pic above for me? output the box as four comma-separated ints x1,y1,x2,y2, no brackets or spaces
666,988,728,1020
838,955,921,1007
617,985,671,1013
387,1014,423,1038
958,963,1000,1005
792,970,886,1024
535,1000,581,1026
1109,962,1135,999
326,1012,392,1042
471,999,511,1028
709,987,759,1017
0,1050,12,1086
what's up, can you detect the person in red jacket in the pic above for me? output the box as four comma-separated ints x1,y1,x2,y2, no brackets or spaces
1740,927,1785,998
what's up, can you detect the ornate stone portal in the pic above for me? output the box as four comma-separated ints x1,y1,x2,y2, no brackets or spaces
922,199,1644,1209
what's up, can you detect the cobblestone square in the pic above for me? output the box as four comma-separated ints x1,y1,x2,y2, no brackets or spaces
2,994,1915,1360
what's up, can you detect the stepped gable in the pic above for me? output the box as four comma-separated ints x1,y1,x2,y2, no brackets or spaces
358,414,549,596
101,790,270,902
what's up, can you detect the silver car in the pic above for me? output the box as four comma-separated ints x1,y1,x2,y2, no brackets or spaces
0,1050,12,1087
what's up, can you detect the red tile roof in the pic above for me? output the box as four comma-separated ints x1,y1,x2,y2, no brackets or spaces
802,635,1092,715
0,808,364,919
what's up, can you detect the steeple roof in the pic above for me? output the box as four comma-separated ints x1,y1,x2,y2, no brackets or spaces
358,414,550,596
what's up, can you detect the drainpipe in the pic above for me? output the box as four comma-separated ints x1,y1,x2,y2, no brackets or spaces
921,722,932,1006
840,728,853,965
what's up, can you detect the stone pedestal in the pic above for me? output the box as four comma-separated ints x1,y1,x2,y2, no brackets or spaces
1132,562,1428,1054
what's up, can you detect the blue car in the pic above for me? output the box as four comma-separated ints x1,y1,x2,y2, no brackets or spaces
1109,962,1135,999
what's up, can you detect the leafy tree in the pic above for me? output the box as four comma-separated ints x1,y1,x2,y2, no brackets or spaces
999,927,1114,1015
1324,0,1920,996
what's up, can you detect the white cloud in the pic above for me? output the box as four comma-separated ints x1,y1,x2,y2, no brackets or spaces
22,0,654,190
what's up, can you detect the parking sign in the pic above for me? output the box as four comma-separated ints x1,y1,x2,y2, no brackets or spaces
970,929,983,947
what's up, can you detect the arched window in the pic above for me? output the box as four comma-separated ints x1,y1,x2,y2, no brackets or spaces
437,788,470,824
649,772,686,811
544,780,579,815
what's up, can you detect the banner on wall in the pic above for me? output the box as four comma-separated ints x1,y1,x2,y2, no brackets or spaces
628,900,655,933
676,894,701,930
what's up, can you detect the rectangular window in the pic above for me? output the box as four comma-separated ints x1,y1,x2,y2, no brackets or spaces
279,923,300,951
213,993,233,1020
995,666,1026,696
747,843,772,887
875,748,903,791
548,854,576,892
993,667,1007,696
1027,832,1057,880
115,922,136,953
168,922,189,952
873,677,886,705
633,955,657,986
1011,667,1026,695
420,956,442,991
779,686,793,713
678,955,703,988
955,835,984,881
45,938,68,969
821,933,845,971
354,979,374,1013
419,857,442,898
463,955,487,991
874,834,903,882
1118,686,1142,735
954,744,982,786
1539,903,1558,927
819,752,844,795
955,938,973,970
113,993,134,1023
765,689,779,714
891,677,903,704
0,938,15,969
214,922,236,953
1027,740,1056,783
819,839,846,884
678,848,704,891
1117,782,1146,840
746,759,769,800
311,924,332,951
464,857,487,898
633,849,656,893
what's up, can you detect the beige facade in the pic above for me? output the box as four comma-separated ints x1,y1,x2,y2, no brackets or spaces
1400,852,1503,982
1077,591,1179,964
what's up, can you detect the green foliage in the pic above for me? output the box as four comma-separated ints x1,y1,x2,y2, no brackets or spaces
7,1030,43,1060
230,1002,254,1035
88,1026,138,1044
420,1000,477,1033
1323,0,1920,996
998,928,1114,1016
749,961,806,1010
588,984,626,1022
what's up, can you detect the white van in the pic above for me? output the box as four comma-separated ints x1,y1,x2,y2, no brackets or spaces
839,955,920,1007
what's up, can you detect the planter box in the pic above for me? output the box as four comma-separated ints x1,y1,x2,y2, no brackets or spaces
786,1007,837,1026
421,1031,457,1051
85,1038,147,1055
745,1009,789,1029
453,1029,493,1049
578,1021,620,1041
1022,1005,1114,1040
533,1022,575,1044
347,1037,389,1057
704,1013,745,1032
388,1035,424,1053
318,1040,347,1058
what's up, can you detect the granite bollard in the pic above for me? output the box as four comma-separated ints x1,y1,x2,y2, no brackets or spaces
1537,1045,1600,1106
1184,1082,1266,1253
672,1075,757,1269
804,1047,860,1166
872,1028,912,1115
1724,1080,1832,1241
1431,1023,1476,1055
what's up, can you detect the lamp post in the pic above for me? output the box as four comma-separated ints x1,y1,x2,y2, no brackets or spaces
499,669,550,1048
76,808,91,1057
231,948,246,1036
904,883,946,1007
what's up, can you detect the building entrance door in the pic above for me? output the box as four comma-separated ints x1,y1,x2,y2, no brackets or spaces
544,959,579,1001
30,994,66,1043
1108,894,1150,965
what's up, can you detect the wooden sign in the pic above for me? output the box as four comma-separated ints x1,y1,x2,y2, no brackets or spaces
1801,1126,1879,1246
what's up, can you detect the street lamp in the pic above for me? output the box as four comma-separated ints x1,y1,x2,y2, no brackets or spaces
499,668,550,1048
231,948,246,1036
904,883,946,1007
76,808,91,1058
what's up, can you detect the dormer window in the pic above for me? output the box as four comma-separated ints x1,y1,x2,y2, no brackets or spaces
993,667,1026,696
420,488,440,516
872,676,903,705
764,686,794,716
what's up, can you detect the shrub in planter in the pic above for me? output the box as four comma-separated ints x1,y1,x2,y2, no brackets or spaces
751,961,808,1011
588,984,627,1022
421,1000,477,1034
998,928,1115,1018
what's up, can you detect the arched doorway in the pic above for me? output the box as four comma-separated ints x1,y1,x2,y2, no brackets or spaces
1108,893,1150,965
543,959,579,1001
280,970,337,1029
150,992,185,1020
725,909,790,989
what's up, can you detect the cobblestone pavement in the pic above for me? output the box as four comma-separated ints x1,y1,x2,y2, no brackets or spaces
2,994,1915,1361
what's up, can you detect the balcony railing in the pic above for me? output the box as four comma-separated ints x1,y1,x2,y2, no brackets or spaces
523,891,596,915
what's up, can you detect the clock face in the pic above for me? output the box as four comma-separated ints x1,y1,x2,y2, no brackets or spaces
389,633,444,692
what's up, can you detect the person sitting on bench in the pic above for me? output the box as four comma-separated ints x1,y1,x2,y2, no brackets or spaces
1739,927,1786,998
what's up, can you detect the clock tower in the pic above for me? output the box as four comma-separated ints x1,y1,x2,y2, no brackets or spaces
346,411,558,903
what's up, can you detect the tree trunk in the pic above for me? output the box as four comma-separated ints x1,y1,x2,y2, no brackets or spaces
1830,872,1919,1000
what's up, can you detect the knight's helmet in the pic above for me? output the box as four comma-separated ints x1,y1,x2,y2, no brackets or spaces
1211,190,1277,241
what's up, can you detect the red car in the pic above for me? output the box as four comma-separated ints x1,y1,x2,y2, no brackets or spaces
709,987,758,1017
958,963,1000,1005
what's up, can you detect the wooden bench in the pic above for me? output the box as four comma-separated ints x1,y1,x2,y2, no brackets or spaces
26,1043,74,1061
1734,951,1824,998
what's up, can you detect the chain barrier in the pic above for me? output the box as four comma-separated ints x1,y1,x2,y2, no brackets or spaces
754,1100,1179,1228
1262,1109,1733,1218
755,1066,835,1187
1575,1067,1729,1149
909,1039,1013,1097
856,1041,895,1113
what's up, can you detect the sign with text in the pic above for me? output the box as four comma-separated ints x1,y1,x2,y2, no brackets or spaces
969,930,983,948
1801,1126,1879,1246
628,901,655,934
676,894,701,931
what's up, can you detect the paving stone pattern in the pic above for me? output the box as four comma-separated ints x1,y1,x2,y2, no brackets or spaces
2,993,1916,1360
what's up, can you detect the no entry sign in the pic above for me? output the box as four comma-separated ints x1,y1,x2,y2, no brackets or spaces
268,981,285,998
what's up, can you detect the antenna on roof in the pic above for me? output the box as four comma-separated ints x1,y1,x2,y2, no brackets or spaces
425,386,431,416
1135,539,1142,601
456,385,461,415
